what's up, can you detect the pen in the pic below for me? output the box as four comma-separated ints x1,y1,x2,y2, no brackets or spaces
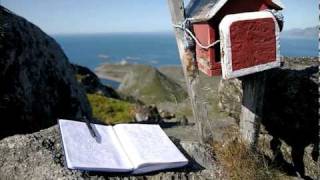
83,116,96,138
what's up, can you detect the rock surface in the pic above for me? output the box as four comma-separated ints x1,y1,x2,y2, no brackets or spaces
218,57,319,120
134,104,162,123
0,6,92,139
218,57,319,179
218,79,242,122
0,125,220,180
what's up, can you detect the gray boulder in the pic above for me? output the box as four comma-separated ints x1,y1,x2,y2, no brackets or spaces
0,6,92,139
0,125,220,179
134,104,162,123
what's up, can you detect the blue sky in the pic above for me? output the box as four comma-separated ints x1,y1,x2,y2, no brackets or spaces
1,0,318,34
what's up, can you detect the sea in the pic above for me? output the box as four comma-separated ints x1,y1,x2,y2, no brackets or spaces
53,33,318,87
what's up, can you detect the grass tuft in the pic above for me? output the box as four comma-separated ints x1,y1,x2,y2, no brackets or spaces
87,93,135,124
213,138,289,180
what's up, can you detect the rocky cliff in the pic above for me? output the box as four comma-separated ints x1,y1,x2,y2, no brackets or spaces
0,125,220,179
0,6,92,139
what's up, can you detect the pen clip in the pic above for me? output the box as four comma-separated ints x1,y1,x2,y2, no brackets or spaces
83,116,96,138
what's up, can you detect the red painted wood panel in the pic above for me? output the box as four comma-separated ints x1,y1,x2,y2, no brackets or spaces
193,23,211,60
193,23,222,76
229,18,276,71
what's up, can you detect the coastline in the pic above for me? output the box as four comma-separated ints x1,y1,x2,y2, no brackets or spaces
95,72,123,83
94,63,183,83
93,56,319,87
94,65,124,83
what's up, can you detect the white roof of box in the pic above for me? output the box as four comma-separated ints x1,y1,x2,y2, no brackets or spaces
186,0,284,23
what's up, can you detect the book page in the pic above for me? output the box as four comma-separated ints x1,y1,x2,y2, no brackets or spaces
113,124,188,173
59,119,133,172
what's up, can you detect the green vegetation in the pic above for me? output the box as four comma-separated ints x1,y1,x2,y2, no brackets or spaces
119,64,188,104
87,93,135,124
75,74,86,82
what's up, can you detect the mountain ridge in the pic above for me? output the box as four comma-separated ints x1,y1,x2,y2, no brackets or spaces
282,26,318,39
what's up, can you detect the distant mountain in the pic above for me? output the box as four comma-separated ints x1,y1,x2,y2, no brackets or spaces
281,26,318,39
118,64,188,104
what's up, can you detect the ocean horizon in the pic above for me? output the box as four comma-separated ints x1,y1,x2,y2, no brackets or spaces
53,32,318,71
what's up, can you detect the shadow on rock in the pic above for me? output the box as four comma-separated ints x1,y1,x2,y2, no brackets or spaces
262,66,319,179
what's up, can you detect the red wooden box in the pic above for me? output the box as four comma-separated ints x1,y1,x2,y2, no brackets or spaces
219,11,280,79
187,0,283,77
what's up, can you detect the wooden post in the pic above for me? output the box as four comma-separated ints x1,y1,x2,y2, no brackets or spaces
167,0,211,143
240,72,266,148
168,0,267,146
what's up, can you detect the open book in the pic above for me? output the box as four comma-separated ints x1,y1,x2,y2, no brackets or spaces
58,119,188,174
